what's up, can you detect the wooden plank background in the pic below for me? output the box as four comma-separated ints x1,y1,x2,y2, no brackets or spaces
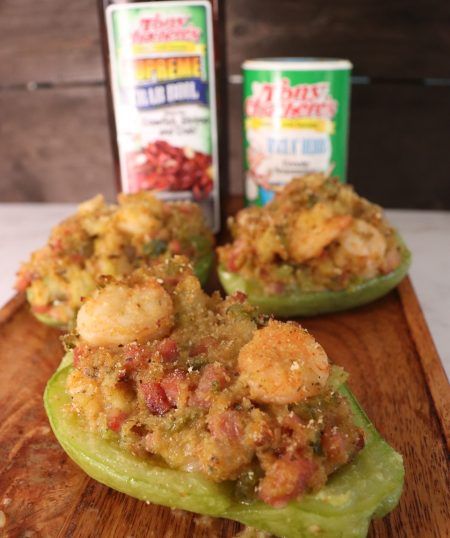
1,0,450,208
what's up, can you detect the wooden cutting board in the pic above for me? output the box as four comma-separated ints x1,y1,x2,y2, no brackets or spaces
0,278,449,538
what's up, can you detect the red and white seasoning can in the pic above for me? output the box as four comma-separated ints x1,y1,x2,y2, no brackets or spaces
100,1,220,231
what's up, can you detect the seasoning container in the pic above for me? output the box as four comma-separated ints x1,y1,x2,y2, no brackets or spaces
99,0,221,231
242,58,352,206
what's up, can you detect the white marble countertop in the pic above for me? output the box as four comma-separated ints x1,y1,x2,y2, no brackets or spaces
1,203,449,378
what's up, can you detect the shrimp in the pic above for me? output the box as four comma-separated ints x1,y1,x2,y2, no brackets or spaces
114,193,164,237
77,194,114,237
255,225,288,264
288,203,352,263
77,194,106,215
77,276,174,346
334,219,387,278
237,320,330,405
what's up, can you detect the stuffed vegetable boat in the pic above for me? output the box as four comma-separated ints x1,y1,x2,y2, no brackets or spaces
44,257,403,538
217,174,411,317
16,192,214,329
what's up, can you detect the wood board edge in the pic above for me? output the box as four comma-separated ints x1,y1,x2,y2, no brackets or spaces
0,292,26,325
397,277,450,450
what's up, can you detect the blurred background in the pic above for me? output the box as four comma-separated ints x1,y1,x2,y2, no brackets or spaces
1,0,449,208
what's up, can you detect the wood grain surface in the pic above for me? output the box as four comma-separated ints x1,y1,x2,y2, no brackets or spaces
398,278,450,450
0,0,102,85
225,0,450,79
0,87,115,203
2,0,449,85
0,281,448,537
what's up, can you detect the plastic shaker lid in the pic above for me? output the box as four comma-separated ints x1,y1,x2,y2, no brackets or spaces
242,58,353,71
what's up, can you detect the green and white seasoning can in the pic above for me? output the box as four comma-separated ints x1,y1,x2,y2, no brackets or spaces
243,58,352,205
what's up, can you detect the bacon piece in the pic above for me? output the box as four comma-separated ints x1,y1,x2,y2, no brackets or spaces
280,413,310,446
266,281,286,295
69,253,85,264
15,271,33,291
107,411,128,432
356,430,366,451
73,345,89,368
122,342,152,372
32,304,51,314
157,339,179,362
168,239,182,254
164,276,181,287
141,382,171,416
160,370,188,407
231,291,247,303
208,410,244,441
191,363,230,409
226,240,247,272
321,425,356,465
189,343,207,357
227,256,239,273
250,416,275,447
258,454,317,508
189,337,217,358
49,238,64,254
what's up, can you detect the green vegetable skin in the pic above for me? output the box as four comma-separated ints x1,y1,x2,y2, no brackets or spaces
44,354,404,538
191,237,215,287
30,306,70,328
26,250,214,330
218,239,411,318
26,288,73,329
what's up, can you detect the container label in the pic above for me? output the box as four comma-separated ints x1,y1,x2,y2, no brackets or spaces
107,1,219,230
243,67,351,206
